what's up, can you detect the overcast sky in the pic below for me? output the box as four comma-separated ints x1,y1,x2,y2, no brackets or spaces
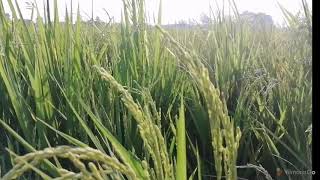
2,0,312,25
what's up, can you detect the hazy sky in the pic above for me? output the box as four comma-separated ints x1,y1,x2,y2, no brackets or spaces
2,0,312,25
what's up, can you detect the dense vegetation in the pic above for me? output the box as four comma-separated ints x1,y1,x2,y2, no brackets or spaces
0,0,312,179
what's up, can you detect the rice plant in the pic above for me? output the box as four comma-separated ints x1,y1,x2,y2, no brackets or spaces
0,0,312,179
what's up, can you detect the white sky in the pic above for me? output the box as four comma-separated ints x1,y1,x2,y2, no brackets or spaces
2,0,312,25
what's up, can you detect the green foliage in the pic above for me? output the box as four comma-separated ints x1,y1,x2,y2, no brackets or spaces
0,0,312,179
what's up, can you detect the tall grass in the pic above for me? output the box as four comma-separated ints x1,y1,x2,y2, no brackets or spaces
0,0,312,179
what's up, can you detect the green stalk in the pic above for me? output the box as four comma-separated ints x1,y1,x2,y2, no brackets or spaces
176,94,187,180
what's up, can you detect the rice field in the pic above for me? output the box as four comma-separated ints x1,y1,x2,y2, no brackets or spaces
0,0,312,179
